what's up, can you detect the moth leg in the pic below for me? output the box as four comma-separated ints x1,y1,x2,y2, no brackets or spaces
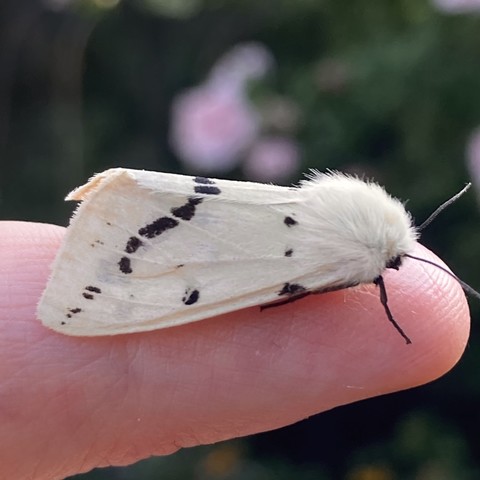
260,291,312,310
260,282,358,311
374,276,412,344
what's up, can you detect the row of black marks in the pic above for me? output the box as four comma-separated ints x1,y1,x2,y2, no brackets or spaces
117,177,222,275
280,217,302,295
90,239,104,248
65,307,82,320
283,212,298,258
114,176,222,305
193,176,222,195
82,285,102,300
63,285,102,324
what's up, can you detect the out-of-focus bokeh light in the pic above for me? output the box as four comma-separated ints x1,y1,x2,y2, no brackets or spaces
243,136,301,182
170,42,277,174
170,84,259,173
467,127,480,201
431,0,480,13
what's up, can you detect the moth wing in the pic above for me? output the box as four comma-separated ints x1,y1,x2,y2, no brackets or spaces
38,168,333,336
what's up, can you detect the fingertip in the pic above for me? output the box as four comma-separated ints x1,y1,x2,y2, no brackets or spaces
388,243,470,383
255,242,471,409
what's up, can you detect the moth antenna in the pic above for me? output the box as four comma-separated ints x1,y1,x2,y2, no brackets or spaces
373,275,412,344
405,253,480,301
418,183,471,231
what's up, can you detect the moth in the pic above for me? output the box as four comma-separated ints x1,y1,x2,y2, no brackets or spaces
37,168,475,343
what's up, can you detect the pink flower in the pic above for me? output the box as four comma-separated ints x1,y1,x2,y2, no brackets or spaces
209,42,274,93
243,136,300,182
170,85,259,173
431,0,480,13
169,42,277,173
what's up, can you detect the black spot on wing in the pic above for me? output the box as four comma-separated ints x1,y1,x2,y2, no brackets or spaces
182,288,200,305
125,236,143,253
194,176,215,185
284,216,297,227
285,248,293,257
83,286,101,300
119,256,132,274
193,176,221,195
278,282,307,296
138,217,179,239
194,185,221,195
171,197,203,221
85,286,101,294
65,307,82,319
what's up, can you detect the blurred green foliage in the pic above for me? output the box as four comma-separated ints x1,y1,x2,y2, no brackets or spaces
2,0,480,478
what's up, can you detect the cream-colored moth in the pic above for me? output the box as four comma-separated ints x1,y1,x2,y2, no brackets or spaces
37,168,475,343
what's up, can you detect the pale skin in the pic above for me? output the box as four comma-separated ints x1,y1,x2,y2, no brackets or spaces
0,221,470,480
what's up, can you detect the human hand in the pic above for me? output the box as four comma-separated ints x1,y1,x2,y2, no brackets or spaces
0,221,469,480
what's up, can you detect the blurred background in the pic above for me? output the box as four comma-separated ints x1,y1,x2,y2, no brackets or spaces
2,0,480,478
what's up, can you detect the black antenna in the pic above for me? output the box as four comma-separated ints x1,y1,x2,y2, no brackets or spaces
418,183,471,231
374,275,412,344
375,182,474,344
405,253,480,300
